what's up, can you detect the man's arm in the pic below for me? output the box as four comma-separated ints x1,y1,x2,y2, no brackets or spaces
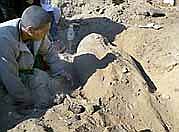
39,35,67,77
0,39,33,105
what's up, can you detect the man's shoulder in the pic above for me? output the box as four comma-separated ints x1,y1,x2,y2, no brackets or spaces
0,18,20,41
0,18,20,28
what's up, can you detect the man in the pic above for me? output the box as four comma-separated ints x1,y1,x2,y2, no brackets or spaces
0,5,71,108
31,0,61,40
30,0,66,52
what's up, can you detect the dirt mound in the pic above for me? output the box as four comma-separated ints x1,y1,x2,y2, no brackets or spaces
115,10,179,131
5,33,173,132
1,0,179,132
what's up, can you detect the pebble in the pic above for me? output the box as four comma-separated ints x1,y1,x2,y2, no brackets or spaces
85,104,95,114
69,103,85,114
162,94,170,100
122,66,129,73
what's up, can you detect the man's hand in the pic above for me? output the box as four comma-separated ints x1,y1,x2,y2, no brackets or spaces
58,71,74,87
53,40,66,53
61,71,72,81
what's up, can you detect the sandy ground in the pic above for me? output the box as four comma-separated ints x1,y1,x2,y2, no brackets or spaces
0,0,179,132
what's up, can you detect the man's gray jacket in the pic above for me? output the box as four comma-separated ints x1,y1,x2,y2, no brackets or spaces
0,18,64,103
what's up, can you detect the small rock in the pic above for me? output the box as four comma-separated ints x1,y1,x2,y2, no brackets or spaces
163,0,174,6
63,110,74,119
176,6,179,12
69,103,85,114
53,93,66,105
124,78,129,84
99,8,106,14
167,63,177,72
138,23,162,30
66,114,81,125
85,104,101,114
95,7,101,12
122,67,129,73
148,9,166,17
139,129,152,132
75,124,89,132
162,94,170,100
127,103,134,110
103,125,128,132
74,114,81,120
85,104,95,114
130,113,135,119
153,24,162,30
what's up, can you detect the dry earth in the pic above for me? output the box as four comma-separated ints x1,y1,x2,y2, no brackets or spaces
0,0,179,132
